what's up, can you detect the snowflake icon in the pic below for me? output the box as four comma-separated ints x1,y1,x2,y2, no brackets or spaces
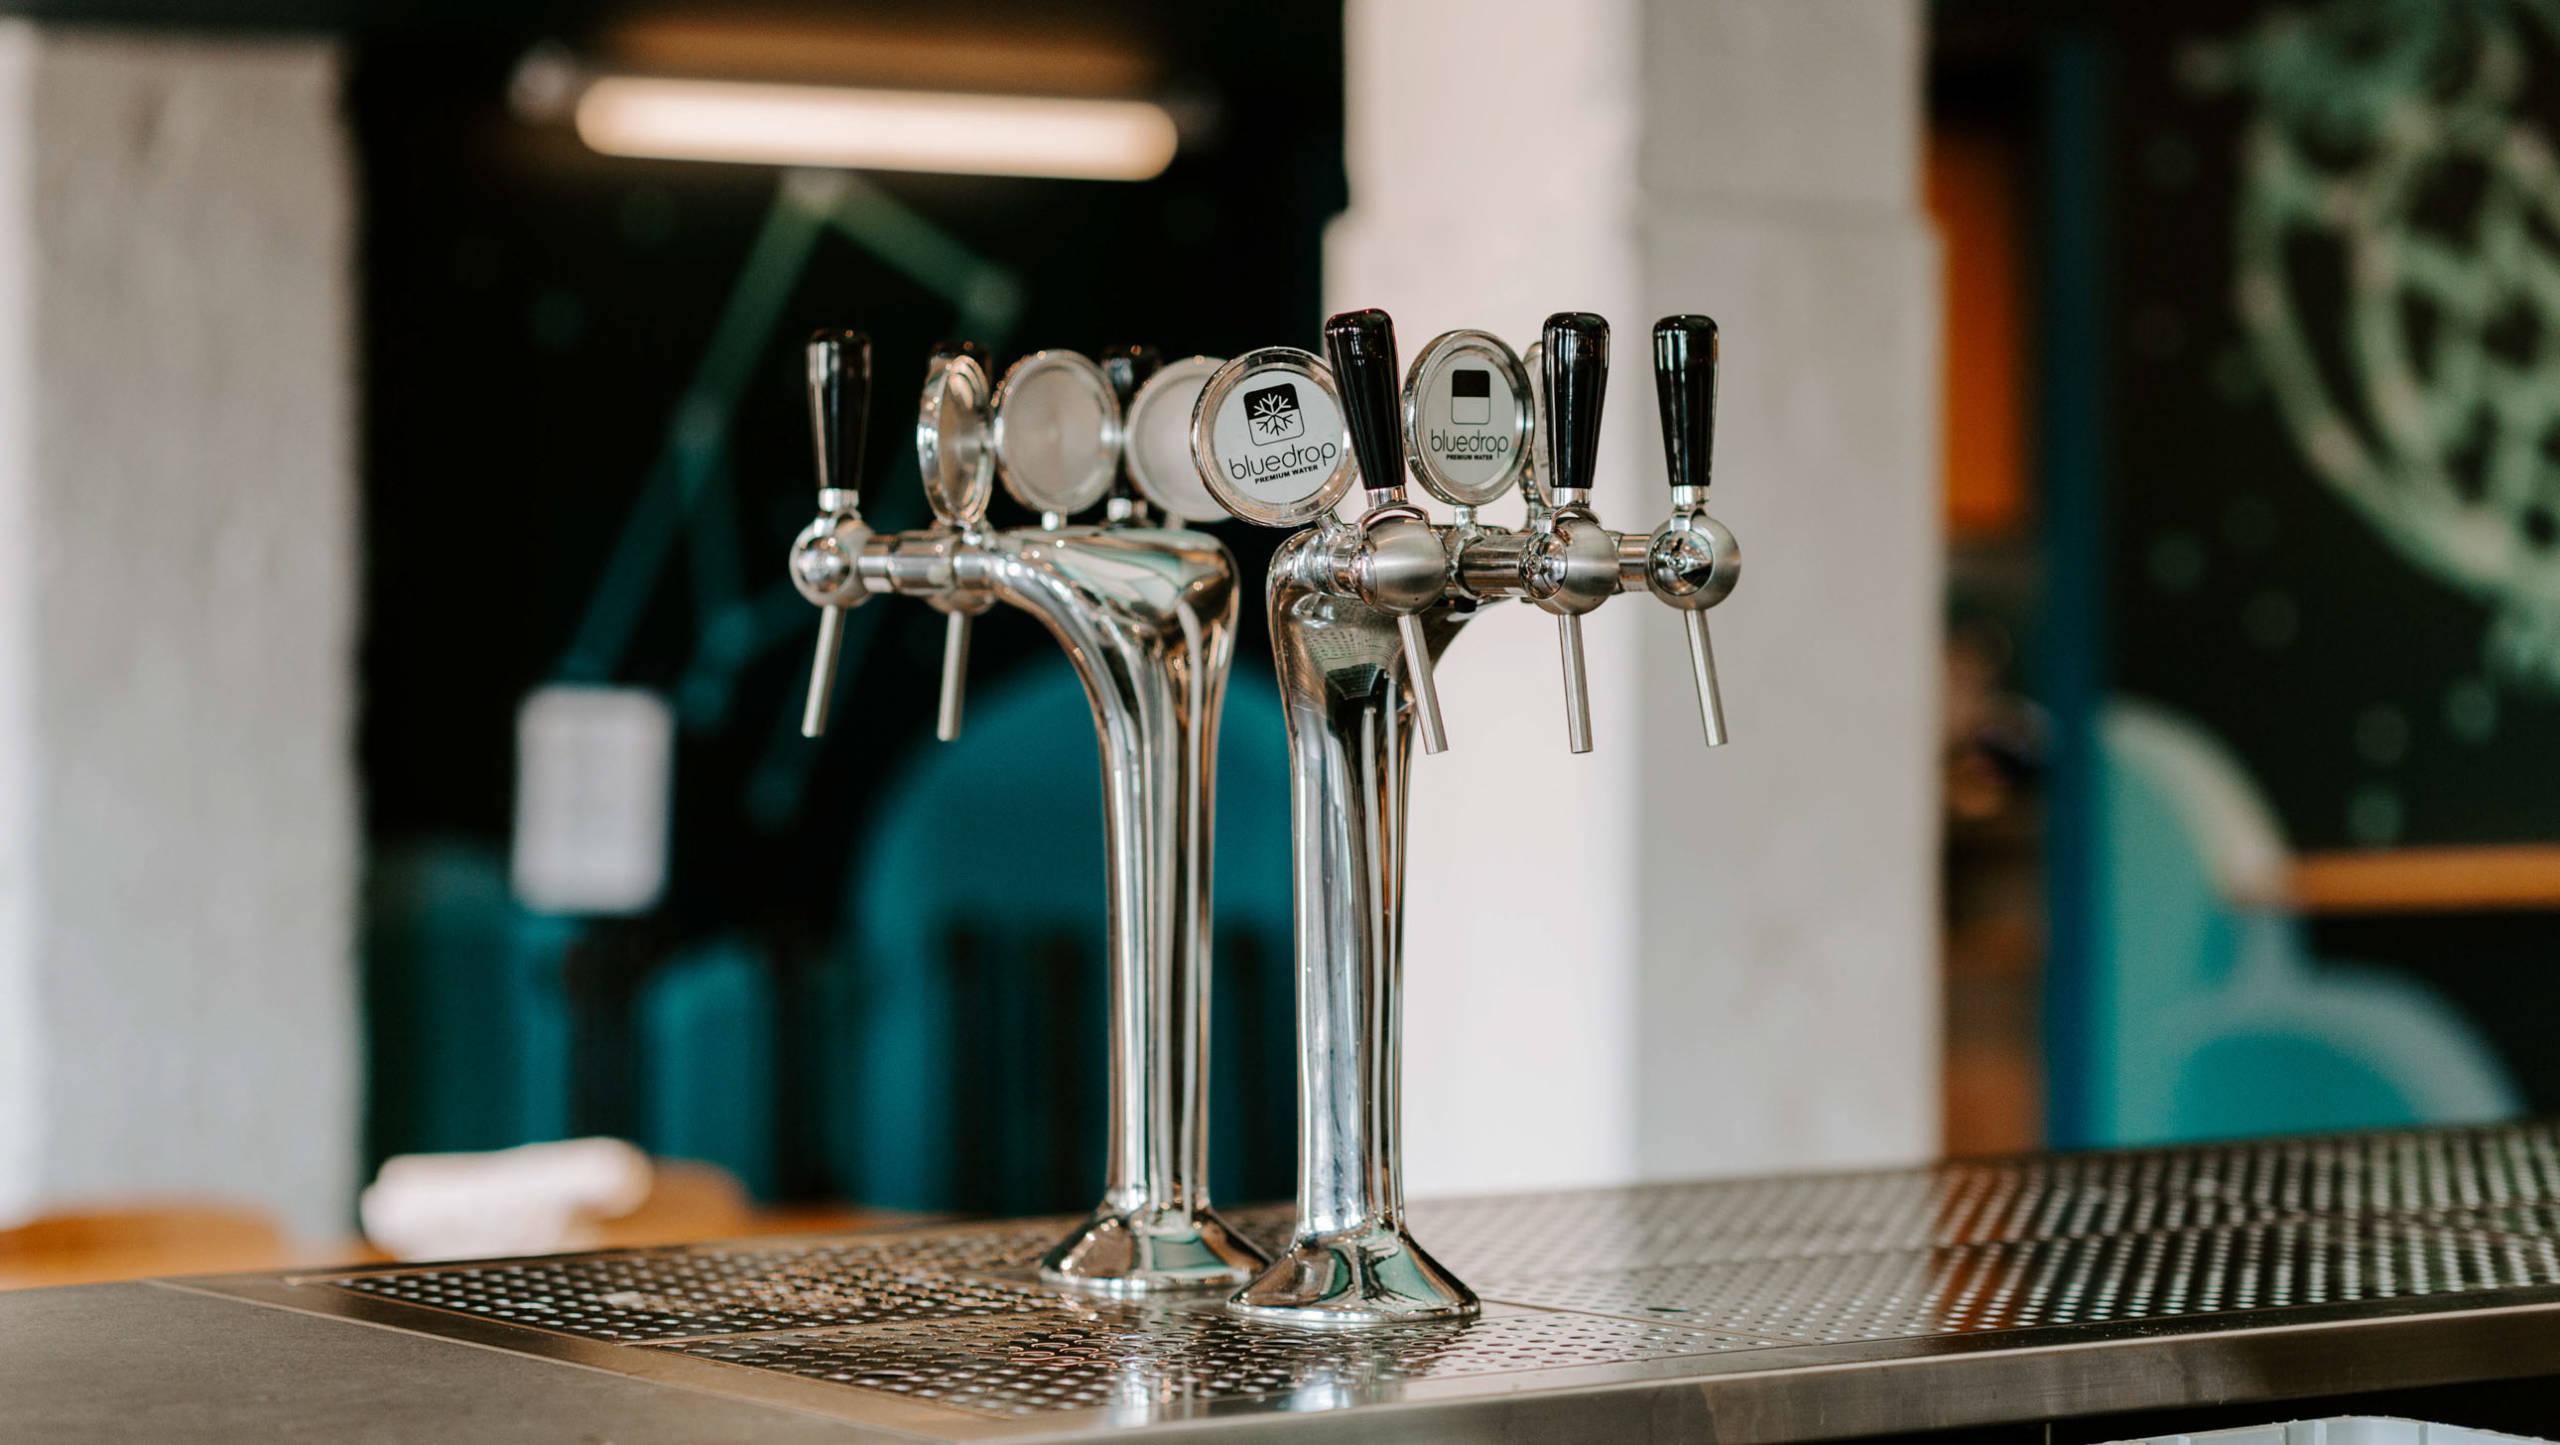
1245,384,1304,444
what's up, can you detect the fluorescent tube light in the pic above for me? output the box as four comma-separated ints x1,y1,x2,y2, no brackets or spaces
572,76,1179,180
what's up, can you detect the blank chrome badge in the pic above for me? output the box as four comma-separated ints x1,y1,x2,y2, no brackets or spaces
993,349,1121,520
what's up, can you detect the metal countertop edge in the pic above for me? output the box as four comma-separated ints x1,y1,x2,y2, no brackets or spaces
998,1295,2560,1444
1561,1296,2560,1445
147,1276,963,1443
156,1271,2560,1444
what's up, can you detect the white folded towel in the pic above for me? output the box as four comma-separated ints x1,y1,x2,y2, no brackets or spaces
359,1137,653,1262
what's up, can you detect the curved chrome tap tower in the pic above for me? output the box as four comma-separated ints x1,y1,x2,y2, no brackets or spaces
1192,310,1743,1323
790,332,1266,1294
1233,548,1482,1322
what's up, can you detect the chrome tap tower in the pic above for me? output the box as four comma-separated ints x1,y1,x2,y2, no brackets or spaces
1190,310,1742,1323
788,330,1267,1294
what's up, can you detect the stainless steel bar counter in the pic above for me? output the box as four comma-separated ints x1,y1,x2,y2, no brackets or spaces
15,1122,2560,1443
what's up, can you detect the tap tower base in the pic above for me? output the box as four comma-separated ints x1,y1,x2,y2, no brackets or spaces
1039,1207,1268,1297
1224,1223,1479,1324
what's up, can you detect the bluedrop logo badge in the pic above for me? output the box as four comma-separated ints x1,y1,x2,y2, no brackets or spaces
1245,383,1304,444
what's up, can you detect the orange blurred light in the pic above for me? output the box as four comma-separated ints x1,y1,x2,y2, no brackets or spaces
1928,127,2031,539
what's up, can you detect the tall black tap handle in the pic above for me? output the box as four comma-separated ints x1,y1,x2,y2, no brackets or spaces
808,329,872,507
1100,344,1162,502
1323,308,1408,502
1540,313,1610,498
1652,316,1718,496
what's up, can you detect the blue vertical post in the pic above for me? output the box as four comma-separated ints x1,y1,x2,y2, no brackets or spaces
2039,29,2113,1148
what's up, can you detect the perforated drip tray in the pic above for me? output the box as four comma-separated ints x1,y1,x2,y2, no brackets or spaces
173,1124,2560,1442
330,1219,1087,1343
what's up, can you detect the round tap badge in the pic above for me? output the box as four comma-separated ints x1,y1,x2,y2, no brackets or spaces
1190,347,1355,527
916,352,995,525
1402,329,1531,508
1124,355,1230,524
992,350,1120,518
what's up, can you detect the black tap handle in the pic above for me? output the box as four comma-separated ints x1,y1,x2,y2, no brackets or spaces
1099,344,1162,501
1323,308,1407,500
1653,316,1718,495
1541,313,1610,497
808,329,872,506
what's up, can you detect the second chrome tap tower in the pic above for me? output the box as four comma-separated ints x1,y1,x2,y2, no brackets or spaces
1189,309,1743,1322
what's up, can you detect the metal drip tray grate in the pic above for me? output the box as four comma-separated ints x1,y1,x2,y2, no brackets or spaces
1476,1212,2560,1340
664,1303,1772,1419
243,1124,2560,1437
1413,1124,2560,1278
332,1210,1301,1344
336,1223,1069,1341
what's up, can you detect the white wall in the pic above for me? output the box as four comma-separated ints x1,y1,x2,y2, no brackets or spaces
1330,0,1941,1193
0,24,357,1239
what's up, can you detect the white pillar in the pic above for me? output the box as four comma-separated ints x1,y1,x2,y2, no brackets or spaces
1331,0,1940,1193
0,24,357,1239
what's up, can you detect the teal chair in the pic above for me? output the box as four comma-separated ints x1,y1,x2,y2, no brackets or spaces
636,939,779,1198
363,841,581,1162
2081,697,2518,1143
824,662,1295,1214
368,840,786,1198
